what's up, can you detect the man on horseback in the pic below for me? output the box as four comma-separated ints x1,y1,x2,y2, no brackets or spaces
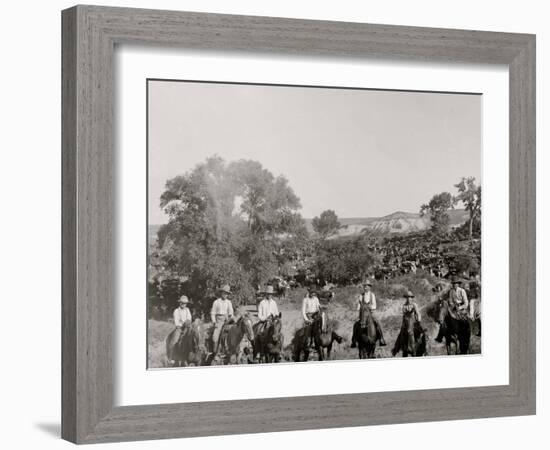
302,285,321,348
210,284,234,354
257,285,280,335
435,276,469,343
351,280,386,348
391,290,425,356
166,295,192,365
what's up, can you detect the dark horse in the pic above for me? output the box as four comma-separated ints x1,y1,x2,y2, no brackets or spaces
213,314,255,365
356,304,378,359
392,313,427,357
252,314,284,363
430,299,471,355
166,320,207,367
292,310,343,362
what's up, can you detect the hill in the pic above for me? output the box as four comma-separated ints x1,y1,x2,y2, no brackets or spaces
305,209,468,238
149,209,469,242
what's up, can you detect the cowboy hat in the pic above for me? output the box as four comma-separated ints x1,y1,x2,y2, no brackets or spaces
450,275,463,284
218,284,231,294
307,285,319,293
362,279,373,287
178,295,190,304
264,285,275,295
404,290,415,298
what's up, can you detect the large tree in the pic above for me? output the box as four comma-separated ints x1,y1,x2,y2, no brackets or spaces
454,176,481,240
155,156,306,312
420,192,454,236
312,209,341,239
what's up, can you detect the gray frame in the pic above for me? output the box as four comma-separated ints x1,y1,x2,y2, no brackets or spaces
62,5,536,444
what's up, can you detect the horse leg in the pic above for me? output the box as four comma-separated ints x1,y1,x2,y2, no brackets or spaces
368,344,376,358
317,345,324,361
459,336,470,355
327,343,332,360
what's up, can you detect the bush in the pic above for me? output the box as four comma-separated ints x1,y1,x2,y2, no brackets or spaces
314,237,378,284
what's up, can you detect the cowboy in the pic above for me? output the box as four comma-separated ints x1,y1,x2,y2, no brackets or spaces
302,285,321,348
434,276,469,343
351,280,386,348
166,295,192,364
210,284,234,354
392,291,423,356
254,286,279,344
258,285,280,321
448,276,469,315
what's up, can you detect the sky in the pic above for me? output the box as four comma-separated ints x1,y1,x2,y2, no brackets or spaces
148,80,481,224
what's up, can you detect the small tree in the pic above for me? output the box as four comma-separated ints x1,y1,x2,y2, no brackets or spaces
312,210,341,239
420,192,453,236
454,177,481,240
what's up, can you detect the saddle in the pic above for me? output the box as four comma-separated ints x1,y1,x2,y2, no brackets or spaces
448,307,469,322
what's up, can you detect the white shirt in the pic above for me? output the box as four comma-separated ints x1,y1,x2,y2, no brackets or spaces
449,287,469,310
302,296,320,321
258,298,279,321
356,291,377,311
173,306,192,327
210,298,234,322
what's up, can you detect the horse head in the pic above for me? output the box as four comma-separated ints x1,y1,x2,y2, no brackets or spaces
190,320,206,353
359,303,372,328
436,299,449,324
239,314,255,344
268,315,283,344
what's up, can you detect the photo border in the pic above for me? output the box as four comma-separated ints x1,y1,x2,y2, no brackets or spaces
145,76,484,370
62,5,535,443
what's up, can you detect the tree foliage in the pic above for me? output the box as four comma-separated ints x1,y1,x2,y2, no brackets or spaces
454,177,481,240
314,237,379,284
420,192,454,236
153,156,308,314
312,209,341,239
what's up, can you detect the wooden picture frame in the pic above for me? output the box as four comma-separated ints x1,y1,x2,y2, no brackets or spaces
61,5,536,444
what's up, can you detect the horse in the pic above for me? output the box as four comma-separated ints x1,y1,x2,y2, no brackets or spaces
214,314,255,365
292,310,343,362
355,304,378,359
252,314,284,363
165,320,207,367
312,309,344,361
429,299,471,355
470,298,482,337
393,312,427,357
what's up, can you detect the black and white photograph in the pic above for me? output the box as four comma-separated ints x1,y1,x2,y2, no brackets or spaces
1,0,544,447
147,79,482,367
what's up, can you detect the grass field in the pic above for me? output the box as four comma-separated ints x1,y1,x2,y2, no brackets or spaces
148,272,481,368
